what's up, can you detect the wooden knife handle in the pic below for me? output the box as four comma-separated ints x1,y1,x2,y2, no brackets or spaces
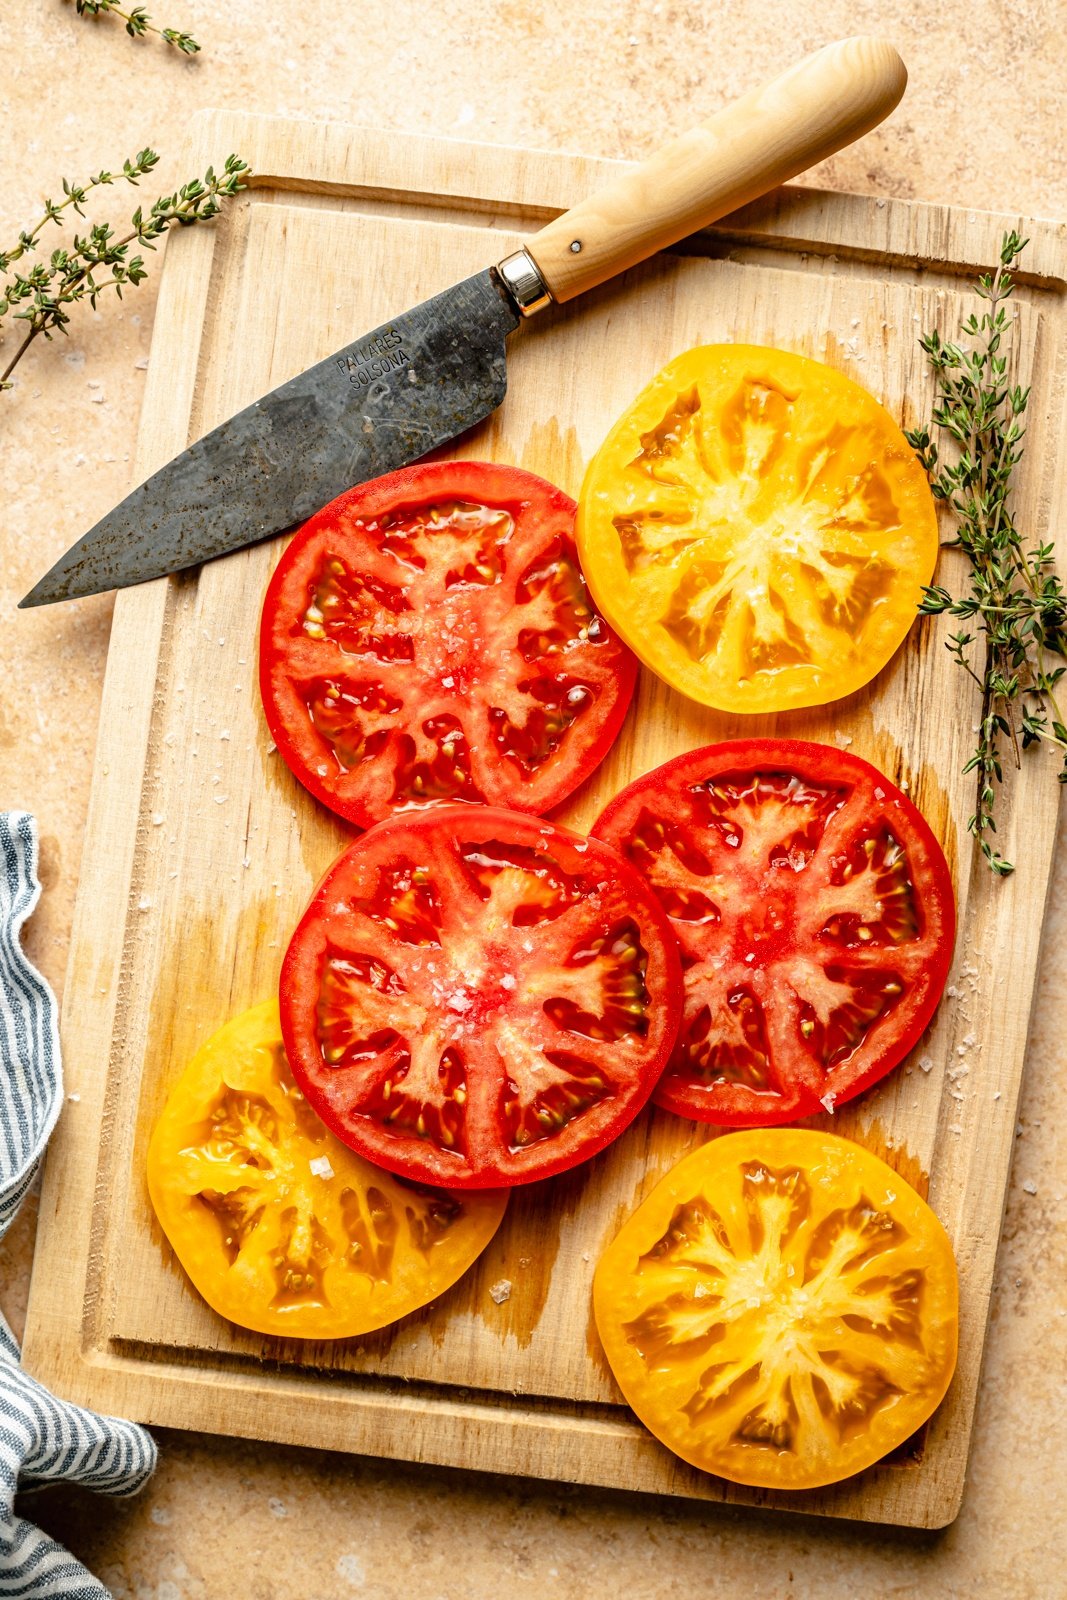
523,36,906,303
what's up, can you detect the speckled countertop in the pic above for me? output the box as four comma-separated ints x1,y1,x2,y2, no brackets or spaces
1,2,1063,1596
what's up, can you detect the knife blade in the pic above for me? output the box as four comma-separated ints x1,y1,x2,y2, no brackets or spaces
21,272,517,607
21,36,906,609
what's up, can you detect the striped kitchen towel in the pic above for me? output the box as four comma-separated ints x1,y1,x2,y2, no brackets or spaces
0,813,157,1600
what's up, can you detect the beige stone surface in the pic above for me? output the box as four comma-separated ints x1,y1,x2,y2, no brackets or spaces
0,1,1063,1595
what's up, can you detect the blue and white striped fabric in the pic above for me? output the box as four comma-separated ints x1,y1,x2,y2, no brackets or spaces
0,813,157,1600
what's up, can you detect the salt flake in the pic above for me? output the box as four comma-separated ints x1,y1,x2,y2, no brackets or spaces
309,1156,335,1180
489,1279,512,1304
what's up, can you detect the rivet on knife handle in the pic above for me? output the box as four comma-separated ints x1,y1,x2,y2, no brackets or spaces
513,35,906,306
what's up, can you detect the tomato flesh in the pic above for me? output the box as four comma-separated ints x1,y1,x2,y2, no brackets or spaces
260,462,637,828
146,1000,507,1338
593,740,955,1126
576,346,939,713
280,806,683,1187
594,1129,959,1489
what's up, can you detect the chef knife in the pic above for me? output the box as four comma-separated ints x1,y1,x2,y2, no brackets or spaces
20,35,906,609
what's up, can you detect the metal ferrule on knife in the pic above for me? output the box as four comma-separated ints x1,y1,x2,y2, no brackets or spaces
495,250,553,317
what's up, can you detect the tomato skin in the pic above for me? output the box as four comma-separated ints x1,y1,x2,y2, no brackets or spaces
280,805,683,1189
593,739,955,1128
594,1128,959,1490
576,345,939,714
260,460,637,830
146,1000,507,1339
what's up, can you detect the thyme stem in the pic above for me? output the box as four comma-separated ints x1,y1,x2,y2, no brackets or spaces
0,328,36,388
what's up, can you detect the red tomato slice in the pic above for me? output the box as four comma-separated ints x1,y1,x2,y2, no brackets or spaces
259,461,637,829
280,805,683,1187
593,740,955,1127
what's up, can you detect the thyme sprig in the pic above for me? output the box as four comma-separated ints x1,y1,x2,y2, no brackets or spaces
906,232,1067,875
66,0,199,54
0,149,161,279
0,152,250,391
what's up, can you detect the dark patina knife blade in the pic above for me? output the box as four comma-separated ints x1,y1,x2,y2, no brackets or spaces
21,40,908,608
20,270,518,607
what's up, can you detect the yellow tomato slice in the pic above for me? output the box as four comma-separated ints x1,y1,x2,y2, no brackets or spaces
594,1129,958,1489
147,1000,507,1338
576,346,939,712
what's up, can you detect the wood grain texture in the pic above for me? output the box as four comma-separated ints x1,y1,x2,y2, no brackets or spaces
528,35,906,300
20,111,1067,1530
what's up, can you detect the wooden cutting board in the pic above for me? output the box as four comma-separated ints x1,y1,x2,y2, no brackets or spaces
22,110,1067,1530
